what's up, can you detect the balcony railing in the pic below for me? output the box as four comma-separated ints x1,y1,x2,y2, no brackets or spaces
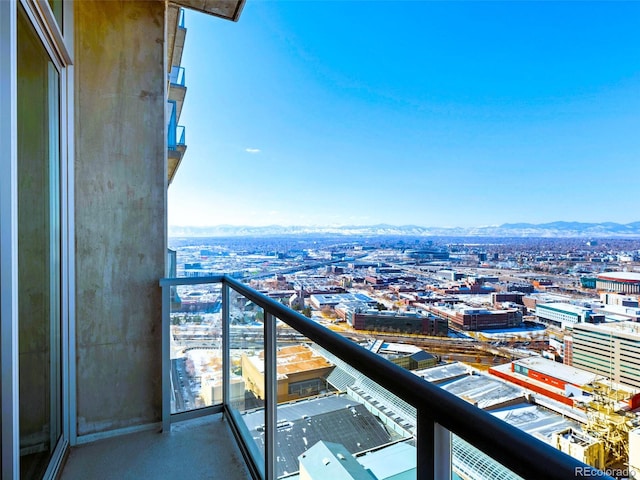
167,100,186,151
169,66,186,87
179,7,185,29
160,275,610,480
176,125,185,147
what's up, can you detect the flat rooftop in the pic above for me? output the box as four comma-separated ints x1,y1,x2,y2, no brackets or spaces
378,342,422,355
246,344,333,376
413,362,471,384
573,320,640,337
356,441,416,480
513,356,602,386
241,395,397,477
492,404,585,445
441,374,524,409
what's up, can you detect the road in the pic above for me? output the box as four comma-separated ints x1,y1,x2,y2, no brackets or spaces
171,358,197,413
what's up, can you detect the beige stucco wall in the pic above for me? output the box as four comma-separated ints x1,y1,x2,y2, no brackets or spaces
74,0,166,436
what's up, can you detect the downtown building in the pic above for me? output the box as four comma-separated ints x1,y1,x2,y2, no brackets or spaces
569,322,640,390
425,304,522,331
535,303,605,330
344,308,448,336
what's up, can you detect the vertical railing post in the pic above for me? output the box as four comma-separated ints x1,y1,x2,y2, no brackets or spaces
417,408,435,480
264,312,277,480
434,423,452,479
417,410,451,480
161,281,170,432
222,280,230,408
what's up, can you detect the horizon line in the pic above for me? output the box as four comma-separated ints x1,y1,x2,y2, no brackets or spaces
168,220,640,229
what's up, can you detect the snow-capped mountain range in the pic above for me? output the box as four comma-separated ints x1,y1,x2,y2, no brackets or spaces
169,221,640,238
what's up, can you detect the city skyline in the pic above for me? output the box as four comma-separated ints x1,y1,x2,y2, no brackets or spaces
168,1,640,229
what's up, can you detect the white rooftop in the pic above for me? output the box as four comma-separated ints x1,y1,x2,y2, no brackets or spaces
537,302,592,314
441,374,524,409
492,404,585,444
597,271,640,282
513,356,601,386
378,342,422,355
413,362,470,384
574,320,640,337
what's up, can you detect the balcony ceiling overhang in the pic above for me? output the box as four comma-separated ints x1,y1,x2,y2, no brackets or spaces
170,0,245,22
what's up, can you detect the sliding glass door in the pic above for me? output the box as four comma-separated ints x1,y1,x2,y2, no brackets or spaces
17,4,62,478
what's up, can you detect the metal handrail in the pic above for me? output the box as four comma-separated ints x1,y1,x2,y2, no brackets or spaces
160,275,611,480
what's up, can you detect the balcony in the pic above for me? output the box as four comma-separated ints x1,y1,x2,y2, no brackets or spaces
60,414,250,479
167,6,186,74
150,275,606,480
58,275,611,479
170,66,186,87
169,66,187,120
171,0,245,22
167,100,187,184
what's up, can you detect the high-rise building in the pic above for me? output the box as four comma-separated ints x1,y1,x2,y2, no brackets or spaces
570,322,640,390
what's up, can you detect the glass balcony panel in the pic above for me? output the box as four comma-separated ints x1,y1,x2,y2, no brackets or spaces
169,282,222,414
452,433,524,480
228,289,266,477
270,321,417,480
177,125,186,146
167,100,177,150
169,66,186,86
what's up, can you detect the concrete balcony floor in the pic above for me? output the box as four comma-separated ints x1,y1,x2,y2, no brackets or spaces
60,414,251,480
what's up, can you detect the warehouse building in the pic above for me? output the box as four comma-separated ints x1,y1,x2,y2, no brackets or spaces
489,357,606,407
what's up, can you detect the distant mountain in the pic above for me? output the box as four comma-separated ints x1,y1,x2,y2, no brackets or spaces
168,221,640,238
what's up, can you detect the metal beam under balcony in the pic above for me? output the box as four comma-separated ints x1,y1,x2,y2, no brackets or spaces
59,414,251,479
170,0,245,22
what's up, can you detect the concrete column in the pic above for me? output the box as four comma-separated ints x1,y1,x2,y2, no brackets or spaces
74,0,166,436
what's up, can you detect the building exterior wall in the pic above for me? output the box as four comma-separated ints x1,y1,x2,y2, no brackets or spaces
74,0,166,436
350,312,447,336
241,351,334,403
629,428,640,477
596,279,640,294
552,430,605,470
512,363,566,390
563,336,573,366
571,323,640,390
600,293,639,308
535,304,604,330
425,305,520,331
489,367,574,407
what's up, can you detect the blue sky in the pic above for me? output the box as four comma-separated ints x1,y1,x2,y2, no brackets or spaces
168,1,640,228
